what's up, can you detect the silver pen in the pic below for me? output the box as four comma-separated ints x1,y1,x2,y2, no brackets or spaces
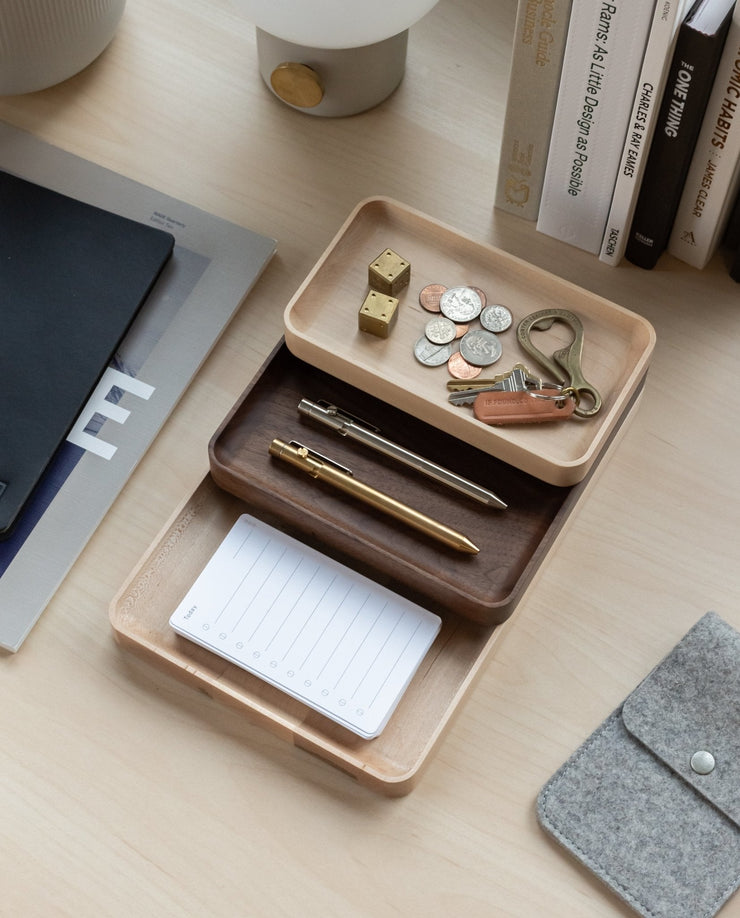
297,398,507,510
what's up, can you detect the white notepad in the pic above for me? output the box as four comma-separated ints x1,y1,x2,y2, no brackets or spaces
169,514,441,738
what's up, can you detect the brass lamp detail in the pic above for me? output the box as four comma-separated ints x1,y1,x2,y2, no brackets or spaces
233,0,440,116
269,61,324,108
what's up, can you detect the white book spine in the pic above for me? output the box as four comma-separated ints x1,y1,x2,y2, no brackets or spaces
668,5,740,268
599,0,690,265
495,0,574,220
537,0,658,254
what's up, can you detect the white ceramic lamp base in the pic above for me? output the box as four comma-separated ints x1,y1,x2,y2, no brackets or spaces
256,28,408,117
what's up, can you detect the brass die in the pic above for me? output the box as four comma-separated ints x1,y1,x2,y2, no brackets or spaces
358,290,399,338
368,249,410,296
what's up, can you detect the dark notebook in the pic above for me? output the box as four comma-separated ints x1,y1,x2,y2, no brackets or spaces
0,170,174,539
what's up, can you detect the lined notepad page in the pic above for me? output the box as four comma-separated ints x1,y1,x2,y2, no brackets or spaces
169,514,441,738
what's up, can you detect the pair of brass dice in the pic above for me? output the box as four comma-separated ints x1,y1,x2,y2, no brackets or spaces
358,248,410,338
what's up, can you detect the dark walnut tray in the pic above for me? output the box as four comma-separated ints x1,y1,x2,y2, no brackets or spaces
208,341,639,627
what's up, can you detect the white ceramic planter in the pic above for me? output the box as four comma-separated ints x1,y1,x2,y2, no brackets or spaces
0,0,126,95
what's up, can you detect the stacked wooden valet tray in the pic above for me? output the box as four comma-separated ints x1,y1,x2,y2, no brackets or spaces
110,197,655,795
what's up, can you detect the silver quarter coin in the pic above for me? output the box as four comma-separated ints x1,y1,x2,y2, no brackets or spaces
413,335,453,366
439,285,482,322
425,315,457,345
459,328,503,366
480,303,513,333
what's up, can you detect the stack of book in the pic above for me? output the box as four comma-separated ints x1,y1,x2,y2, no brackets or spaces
495,0,740,273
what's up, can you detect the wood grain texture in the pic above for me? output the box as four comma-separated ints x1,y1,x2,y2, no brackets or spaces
2,0,740,914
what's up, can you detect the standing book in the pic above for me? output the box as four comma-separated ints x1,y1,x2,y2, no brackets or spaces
625,0,735,269
495,0,573,220
721,181,740,276
599,0,692,264
668,3,740,266
536,0,657,254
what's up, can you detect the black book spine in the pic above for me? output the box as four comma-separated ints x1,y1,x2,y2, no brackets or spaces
625,3,734,269
723,180,740,278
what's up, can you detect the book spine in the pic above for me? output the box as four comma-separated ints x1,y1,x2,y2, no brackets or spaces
536,0,658,254
722,174,740,243
495,0,574,220
599,0,689,265
625,1,735,269
726,178,740,274
668,7,740,267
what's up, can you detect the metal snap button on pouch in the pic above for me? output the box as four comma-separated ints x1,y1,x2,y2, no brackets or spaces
690,750,716,774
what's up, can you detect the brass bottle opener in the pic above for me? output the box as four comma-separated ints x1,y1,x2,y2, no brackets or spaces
516,309,602,418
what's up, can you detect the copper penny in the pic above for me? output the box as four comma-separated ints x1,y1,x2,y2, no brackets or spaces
454,322,469,338
419,283,446,312
448,351,482,379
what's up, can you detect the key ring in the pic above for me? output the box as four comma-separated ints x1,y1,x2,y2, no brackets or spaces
516,309,602,418
527,385,580,405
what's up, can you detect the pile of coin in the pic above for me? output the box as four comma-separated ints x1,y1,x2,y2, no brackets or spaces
413,283,513,379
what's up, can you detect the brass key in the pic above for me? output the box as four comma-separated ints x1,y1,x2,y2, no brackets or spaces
446,362,535,392
448,366,539,406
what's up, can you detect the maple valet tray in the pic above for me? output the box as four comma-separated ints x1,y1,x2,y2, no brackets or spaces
110,197,654,793
110,339,643,796
283,197,655,487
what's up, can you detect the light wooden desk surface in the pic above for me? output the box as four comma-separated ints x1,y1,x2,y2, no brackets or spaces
2,1,739,915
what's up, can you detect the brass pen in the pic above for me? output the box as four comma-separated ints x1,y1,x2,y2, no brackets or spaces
269,439,479,555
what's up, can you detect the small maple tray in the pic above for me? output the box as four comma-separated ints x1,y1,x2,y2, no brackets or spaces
283,197,655,486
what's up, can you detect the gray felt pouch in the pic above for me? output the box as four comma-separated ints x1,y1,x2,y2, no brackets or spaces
537,612,740,918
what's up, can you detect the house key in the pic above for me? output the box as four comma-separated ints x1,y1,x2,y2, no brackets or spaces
446,363,536,393
448,366,534,406
448,365,559,406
